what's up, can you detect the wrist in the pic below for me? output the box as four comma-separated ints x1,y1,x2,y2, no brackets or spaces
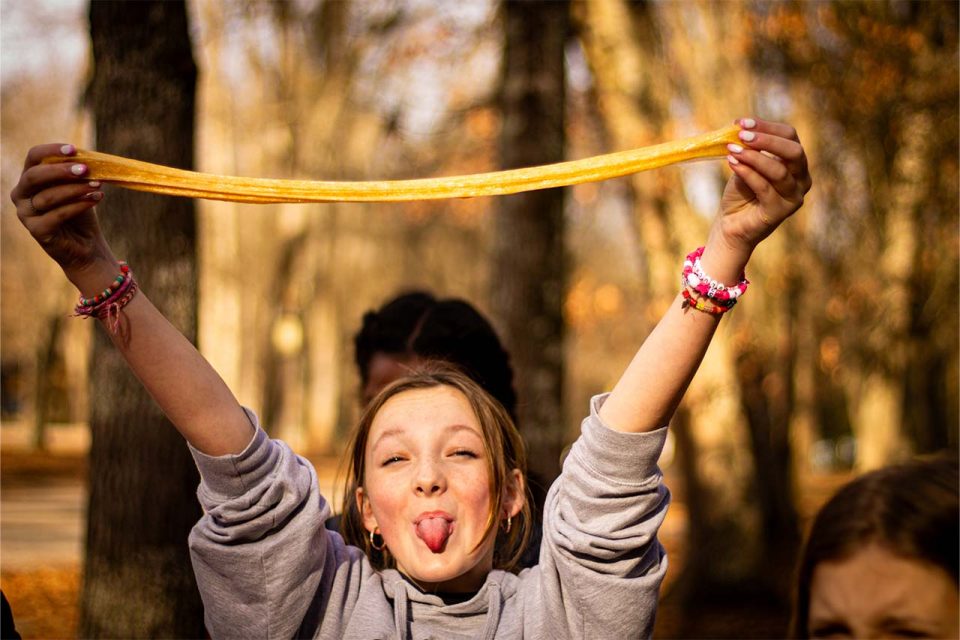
65,255,123,298
700,232,752,286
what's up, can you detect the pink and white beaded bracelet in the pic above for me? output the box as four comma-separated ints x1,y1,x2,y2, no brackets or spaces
680,246,749,314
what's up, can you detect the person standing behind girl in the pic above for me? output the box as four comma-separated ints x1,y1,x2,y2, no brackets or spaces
353,291,517,416
12,117,810,638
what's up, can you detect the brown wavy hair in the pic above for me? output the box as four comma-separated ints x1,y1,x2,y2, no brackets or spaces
339,363,533,572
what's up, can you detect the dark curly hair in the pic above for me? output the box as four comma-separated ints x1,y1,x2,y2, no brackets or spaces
353,291,517,421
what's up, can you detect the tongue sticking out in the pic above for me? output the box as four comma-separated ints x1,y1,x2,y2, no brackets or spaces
416,517,451,553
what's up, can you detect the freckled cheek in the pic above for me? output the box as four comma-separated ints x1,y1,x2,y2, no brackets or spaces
365,476,408,542
454,471,494,534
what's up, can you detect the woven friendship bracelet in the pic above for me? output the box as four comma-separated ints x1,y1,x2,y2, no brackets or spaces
74,262,139,336
97,280,139,336
40,126,741,204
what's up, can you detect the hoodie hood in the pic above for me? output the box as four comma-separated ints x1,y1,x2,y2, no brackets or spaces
380,569,516,640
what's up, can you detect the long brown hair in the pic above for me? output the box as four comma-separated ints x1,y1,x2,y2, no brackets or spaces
791,456,959,638
339,363,533,572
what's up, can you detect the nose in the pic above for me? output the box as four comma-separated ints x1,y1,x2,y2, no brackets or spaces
414,458,446,496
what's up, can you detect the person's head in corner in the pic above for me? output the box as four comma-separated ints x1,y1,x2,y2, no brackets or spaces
792,456,959,639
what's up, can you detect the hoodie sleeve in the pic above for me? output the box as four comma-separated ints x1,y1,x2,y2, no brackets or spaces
527,393,670,639
186,408,334,639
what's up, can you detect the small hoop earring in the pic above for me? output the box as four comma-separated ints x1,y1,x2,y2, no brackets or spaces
502,515,512,534
370,528,385,551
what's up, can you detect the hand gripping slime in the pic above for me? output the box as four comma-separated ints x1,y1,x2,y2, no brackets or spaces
43,125,740,204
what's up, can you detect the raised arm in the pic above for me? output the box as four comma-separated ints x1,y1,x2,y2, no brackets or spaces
599,118,812,434
12,144,253,455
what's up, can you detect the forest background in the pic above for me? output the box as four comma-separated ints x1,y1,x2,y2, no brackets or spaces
1,0,957,638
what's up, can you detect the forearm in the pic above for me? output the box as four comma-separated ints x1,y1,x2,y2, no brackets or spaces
598,236,750,434
71,258,253,455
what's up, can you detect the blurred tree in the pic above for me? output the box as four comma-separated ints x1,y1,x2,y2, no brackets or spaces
492,0,570,489
751,0,959,468
82,1,205,636
0,3,92,449
575,1,802,633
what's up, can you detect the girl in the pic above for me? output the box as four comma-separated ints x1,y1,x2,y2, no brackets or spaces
12,117,810,638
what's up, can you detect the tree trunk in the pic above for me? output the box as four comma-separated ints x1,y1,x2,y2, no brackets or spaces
492,0,569,488
851,109,933,470
82,1,205,636
32,314,63,451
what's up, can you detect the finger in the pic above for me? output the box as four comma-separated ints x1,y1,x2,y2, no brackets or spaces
13,161,90,203
728,146,798,200
21,199,99,239
28,182,102,216
23,143,76,171
736,129,808,180
737,117,799,142
726,158,794,222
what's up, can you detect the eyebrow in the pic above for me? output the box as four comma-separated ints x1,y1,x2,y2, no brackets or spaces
369,423,481,452
877,616,938,633
810,616,938,638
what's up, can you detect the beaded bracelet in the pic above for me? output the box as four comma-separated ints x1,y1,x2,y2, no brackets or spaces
680,247,749,315
681,287,727,315
78,262,130,307
681,246,749,303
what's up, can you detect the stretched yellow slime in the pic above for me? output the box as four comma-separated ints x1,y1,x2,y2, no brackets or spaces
44,125,740,204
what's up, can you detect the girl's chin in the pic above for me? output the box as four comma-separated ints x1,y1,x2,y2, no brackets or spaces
401,560,464,583
402,570,485,594
398,556,488,592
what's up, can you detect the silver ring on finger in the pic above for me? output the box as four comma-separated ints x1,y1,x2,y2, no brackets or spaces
27,195,44,215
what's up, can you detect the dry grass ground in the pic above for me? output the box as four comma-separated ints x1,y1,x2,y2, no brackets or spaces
2,449,86,638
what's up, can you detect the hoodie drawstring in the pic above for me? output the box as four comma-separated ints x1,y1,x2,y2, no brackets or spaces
479,583,502,640
394,584,409,640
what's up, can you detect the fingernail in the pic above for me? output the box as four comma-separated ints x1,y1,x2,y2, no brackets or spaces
60,144,75,155
86,191,103,201
88,181,101,188
739,130,756,142
727,155,740,165
727,143,744,154
741,118,757,129
71,164,87,176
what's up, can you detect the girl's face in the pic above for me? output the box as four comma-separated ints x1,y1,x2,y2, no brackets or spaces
808,543,959,639
357,385,522,593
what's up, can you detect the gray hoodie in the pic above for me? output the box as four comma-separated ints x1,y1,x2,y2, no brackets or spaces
188,394,669,639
